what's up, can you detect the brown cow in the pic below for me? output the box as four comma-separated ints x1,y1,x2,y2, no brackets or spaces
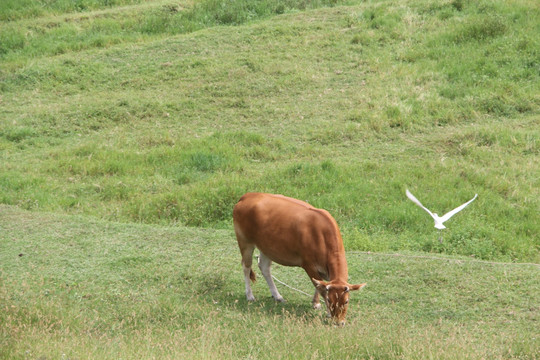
233,192,366,325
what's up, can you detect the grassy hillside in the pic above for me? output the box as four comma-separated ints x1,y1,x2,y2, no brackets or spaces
1,205,538,359
1,0,539,262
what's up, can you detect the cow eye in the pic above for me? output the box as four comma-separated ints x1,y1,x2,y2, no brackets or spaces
344,300,349,305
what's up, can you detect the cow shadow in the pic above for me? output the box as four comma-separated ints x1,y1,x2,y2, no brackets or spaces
190,270,326,322
233,295,322,321
203,289,323,322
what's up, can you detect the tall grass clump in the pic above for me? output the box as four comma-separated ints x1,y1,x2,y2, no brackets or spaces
189,0,344,26
137,0,351,35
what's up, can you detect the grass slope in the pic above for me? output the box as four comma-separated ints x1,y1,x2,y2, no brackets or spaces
0,0,539,262
1,205,539,359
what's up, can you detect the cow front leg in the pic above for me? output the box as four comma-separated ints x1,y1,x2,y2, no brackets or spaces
258,252,285,302
306,267,326,310
312,289,321,309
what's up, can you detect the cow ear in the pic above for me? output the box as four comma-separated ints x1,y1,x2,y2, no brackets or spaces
349,283,367,291
312,278,329,291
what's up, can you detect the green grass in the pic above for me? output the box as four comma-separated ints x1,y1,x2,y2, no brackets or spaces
0,0,539,264
1,205,539,359
1,1,538,357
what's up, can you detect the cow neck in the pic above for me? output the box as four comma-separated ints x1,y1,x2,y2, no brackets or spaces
326,250,349,283
311,207,349,283
323,226,348,283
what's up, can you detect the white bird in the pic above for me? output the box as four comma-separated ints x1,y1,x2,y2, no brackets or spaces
406,189,478,230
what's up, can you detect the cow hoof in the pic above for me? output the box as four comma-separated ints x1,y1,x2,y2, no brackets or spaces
274,296,286,303
247,295,256,302
313,303,322,310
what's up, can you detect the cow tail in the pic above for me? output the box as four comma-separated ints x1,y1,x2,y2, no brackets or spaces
250,269,256,283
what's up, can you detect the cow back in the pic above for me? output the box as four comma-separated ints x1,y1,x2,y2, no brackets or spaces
233,193,345,272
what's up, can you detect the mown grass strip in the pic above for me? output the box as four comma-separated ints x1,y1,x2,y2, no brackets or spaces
1,0,352,63
1,205,538,359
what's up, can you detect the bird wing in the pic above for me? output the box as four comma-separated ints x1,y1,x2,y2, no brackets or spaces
440,194,478,222
406,189,436,220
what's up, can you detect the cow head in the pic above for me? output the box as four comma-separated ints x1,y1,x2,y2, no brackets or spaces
313,279,366,326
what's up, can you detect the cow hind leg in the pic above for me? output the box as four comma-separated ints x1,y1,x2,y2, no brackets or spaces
258,252,285,302
243,264,256,302
236,233,257,302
